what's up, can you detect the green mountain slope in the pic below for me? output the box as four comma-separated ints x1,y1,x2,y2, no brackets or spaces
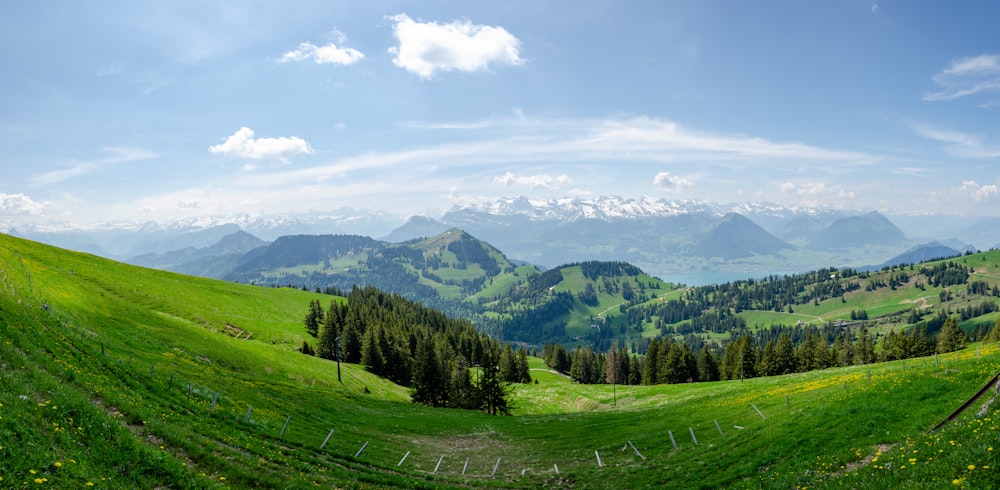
2,233,1000,488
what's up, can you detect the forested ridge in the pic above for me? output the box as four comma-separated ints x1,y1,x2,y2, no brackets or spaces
543,256,1000,387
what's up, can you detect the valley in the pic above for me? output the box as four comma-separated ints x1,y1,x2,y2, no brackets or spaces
2,232,1000,488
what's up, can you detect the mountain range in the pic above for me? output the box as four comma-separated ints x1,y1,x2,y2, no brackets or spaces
11,195,1000,281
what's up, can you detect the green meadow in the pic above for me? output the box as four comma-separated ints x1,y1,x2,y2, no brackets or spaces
2,233,999,488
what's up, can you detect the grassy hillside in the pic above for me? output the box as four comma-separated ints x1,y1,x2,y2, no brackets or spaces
2,233,1000,488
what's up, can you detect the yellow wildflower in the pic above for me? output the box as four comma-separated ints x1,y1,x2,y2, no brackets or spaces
968,464,976,470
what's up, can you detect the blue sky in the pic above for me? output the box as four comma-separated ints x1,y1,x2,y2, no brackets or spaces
2,1,999,229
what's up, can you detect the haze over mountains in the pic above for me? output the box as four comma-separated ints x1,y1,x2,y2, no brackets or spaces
7,195,996,283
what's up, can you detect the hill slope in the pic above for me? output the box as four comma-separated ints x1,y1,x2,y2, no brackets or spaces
1,233,999,488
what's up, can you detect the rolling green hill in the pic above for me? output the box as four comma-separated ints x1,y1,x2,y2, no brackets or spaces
2,233,1000,488
170,229,679,348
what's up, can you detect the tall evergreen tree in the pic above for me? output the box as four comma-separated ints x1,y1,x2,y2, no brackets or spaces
479,345,512,415
499,343,517,382
304,299,324,338
411,337,448,407
448,355,479,409
552,344,571,373
937,316,967,353
628,355,643,385
758,340,778,376
515,348,532,383
642,337,660,385
854,326,875,365
985,318,1000,343
696,344,719,382
361,325,385,373
774,332,796,374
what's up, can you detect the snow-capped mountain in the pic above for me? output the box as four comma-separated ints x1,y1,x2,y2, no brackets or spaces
381,196,920,279
451,195,839,223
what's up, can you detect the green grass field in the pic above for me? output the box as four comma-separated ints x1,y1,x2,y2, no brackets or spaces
2,233,1000,488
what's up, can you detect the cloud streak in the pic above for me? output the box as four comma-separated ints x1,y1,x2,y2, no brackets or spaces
924,54,1000,102
387,14,523,78
911,124,1000,158
30,147,159,186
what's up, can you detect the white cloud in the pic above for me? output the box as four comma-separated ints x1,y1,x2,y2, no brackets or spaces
387,13,523,79
924,54,1000,101
779,181,855,200
177,199,201,210
0,193,47,215
209,127,314,162
493,171,570,189
652,171,693,192
280,41,364,65
959,180,1000,202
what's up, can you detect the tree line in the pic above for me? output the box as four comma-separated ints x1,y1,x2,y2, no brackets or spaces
302,286,530,414
541,316,1000,386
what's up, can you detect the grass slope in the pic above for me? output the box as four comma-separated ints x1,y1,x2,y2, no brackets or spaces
2,233,1000,488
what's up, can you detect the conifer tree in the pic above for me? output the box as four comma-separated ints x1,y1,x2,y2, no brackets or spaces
774,332,796,374
642,337,660,385
499,343,517,382
696,344,719,382
412,337,448,407
758,340,778,376
361,325,385,373
937,316,967,353
552,344,570,373
628,355,643,385
854,326,875,365
478,344,512,415
985,318,1000,343
448,355,479,409
515,348,532,383
303,299,324,337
